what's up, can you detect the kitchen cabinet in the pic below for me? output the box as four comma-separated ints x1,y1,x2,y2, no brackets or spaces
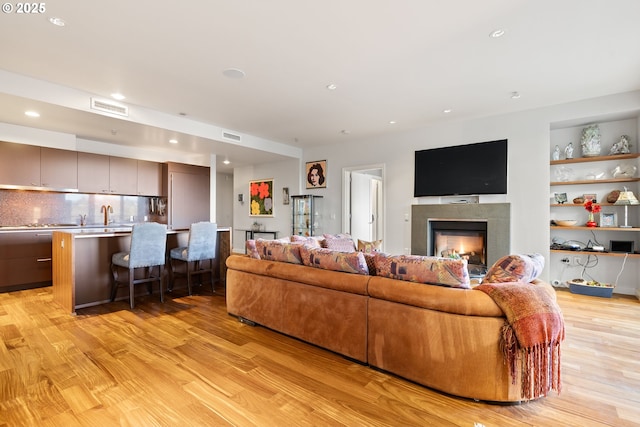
0,142,41,187
0,142,78,190
164,162,210,229
78,152,110,193
41,147,78,190
109,156,138,195
77,153,139,195
0,231,53,291
137,160,162,196
292,195,323,236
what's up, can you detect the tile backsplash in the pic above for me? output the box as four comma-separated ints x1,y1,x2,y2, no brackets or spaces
0,190,165,226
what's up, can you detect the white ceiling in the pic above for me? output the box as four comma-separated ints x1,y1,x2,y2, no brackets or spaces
1,0,640,172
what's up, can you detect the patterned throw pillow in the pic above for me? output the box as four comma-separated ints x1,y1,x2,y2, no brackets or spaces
362,252,377,276
290,235,324,248
374,253,470,289
246,239,260,259
357,239,382,253
254,240,302,264
322,233,356,252
299,246,369,275
482,253,545,284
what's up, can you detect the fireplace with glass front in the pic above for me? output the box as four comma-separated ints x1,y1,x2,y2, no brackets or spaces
428,220,488,277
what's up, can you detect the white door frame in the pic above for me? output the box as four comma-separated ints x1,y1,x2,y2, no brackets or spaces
342,163,386,249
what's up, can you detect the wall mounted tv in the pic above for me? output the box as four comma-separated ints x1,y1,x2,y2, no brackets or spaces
414,139,508,197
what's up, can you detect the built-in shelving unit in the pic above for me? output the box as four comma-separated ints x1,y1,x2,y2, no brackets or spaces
549,117,640,296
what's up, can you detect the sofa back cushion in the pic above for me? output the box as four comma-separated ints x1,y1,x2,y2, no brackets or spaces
322,233,356,252
291,235,324,248
254,239,303,264
481,253,544,284
299,245,369,275
373,253,470,289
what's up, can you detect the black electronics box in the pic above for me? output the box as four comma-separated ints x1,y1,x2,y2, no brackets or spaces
609,240,634,253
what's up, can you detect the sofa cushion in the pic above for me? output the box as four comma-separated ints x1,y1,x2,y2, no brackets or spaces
246,239,260,259
291,235,324,248
322,233,356,252
363,253,377,276
299,245,369,275
255,239,302,264
357,239,382,253
482,253,545,284
374,253,471,289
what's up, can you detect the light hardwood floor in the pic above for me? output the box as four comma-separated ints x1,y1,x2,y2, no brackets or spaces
0,284,638,427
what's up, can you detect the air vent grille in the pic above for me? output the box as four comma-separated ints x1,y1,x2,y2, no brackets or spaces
90,98,129,117
222,132,241,142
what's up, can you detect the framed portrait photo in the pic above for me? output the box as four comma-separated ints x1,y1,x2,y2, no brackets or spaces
600,212,617,227
305,160,327,189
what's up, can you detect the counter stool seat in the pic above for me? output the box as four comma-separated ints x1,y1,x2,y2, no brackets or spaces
111,222,167,309
169,222,217,295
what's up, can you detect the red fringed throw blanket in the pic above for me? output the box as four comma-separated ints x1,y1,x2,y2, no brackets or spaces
475,282,565,400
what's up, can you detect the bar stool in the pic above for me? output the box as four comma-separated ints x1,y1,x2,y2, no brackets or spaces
110,222,167,309
169,221,217,295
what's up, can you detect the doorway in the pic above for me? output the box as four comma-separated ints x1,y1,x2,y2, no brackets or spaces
342,164,385,249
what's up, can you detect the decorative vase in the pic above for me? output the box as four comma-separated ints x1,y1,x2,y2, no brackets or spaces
581,124,601,157
586,212,597,227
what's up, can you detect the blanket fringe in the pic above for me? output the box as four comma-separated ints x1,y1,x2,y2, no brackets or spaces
501,323,562,400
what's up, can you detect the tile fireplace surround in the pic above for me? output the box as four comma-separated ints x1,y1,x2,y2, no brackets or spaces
411,203,510,268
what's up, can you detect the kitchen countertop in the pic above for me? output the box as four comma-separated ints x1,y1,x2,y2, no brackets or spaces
0,225,230,235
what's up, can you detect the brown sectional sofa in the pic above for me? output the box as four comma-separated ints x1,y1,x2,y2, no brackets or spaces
225,253,556,403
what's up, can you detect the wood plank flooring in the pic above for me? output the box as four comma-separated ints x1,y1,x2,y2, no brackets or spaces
0,285,638,426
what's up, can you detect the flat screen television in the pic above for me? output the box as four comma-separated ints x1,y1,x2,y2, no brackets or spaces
414,139,508,197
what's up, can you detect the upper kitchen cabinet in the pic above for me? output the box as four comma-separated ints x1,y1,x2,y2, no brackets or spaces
109,156,138,195
41,148,78,190
77,153,141,195
77,152,110,193
0,142,78,191
0,142,41,187
137,160,162,196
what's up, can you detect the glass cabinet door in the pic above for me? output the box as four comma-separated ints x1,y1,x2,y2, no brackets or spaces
292,195,323,236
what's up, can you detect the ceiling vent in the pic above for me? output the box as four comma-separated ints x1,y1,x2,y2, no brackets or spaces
222,131,241,142
90,98,129,117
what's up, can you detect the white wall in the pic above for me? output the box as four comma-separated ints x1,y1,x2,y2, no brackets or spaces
216,172,234,227
232,157,300,252
293,90,640,292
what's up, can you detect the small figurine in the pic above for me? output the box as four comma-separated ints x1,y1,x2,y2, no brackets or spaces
564,142,574,159
552,145,560,160
609,135,631,155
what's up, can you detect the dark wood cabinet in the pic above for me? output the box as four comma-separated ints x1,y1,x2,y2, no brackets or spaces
0,231,53,291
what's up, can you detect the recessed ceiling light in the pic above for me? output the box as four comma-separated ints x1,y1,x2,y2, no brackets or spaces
489,29,505,38
49,17,66,27
511,91,521,99
223,159,231,165
443,109,452,114
169,139,178,144
25,111,40,118
326,83,337,90
111,93,126,101
341,130,351,135
222,68,246,79
389,120,397,125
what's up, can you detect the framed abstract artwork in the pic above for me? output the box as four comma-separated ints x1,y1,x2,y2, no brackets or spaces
250,179,274,216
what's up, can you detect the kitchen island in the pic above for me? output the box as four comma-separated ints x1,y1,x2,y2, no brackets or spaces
52,226,230,314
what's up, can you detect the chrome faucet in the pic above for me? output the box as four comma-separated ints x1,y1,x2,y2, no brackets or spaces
101,205,113,225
